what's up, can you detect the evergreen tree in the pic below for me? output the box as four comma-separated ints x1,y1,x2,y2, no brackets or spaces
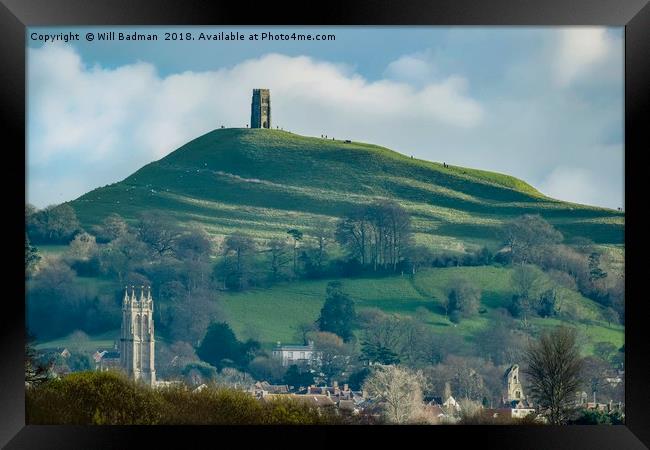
316,282,356,342
588,252,607,281
283,364,314,388
360,341,400,365
197,322,258,370
537,289,558,318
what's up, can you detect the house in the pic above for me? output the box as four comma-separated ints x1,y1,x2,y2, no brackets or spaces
337,399,359,414
442,395,461,412
93,349,121,372
605,376,623,386
272,341,318,367
262,393,336,409
510,403,537,419
251,381,290,398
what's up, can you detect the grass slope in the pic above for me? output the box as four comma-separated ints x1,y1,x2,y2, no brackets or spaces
34,264,623,359
69,128,624,245
220,266,623,355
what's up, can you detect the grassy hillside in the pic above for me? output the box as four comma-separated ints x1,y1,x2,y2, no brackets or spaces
69,128,624,245
37,265,622,358
220,266,622,355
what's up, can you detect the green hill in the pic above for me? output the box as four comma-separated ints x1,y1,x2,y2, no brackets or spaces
70,128,624,247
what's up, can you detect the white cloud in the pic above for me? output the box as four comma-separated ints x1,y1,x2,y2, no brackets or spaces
28,45,484,207
553,28,618,86
384,51,436,83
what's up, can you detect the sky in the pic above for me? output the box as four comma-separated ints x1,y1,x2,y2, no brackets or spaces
27,26,624,209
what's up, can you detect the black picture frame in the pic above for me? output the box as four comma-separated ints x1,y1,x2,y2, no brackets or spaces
1,0,648,448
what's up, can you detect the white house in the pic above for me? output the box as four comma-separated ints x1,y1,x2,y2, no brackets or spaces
272,341,318,367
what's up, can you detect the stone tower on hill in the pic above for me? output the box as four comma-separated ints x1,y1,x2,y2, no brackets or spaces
251,88,271,129
120,286,156,386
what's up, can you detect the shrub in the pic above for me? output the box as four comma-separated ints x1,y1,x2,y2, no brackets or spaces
26,371,161,425
26,370,357,425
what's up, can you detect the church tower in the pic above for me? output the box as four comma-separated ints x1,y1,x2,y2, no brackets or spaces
120,286,156,386
250,88,271,129
505,364,525,403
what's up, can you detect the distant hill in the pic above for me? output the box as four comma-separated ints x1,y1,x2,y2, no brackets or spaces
69,128,624,248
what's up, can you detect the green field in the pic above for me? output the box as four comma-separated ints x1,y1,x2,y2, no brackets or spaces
35,329,118,352
220,266,623,355
36,265,623,358
68,128,624,245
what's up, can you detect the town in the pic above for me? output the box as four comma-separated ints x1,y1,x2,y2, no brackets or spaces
31,286,623,425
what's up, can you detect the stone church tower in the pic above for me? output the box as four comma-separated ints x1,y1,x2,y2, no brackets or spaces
120,286,156,386
251,88,271,128
505,364,525,402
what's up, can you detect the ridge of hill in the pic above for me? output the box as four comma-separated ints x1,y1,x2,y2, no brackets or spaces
70,128,624,246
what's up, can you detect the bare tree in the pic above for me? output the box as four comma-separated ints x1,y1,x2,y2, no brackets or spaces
68,232,98,260
510,264,544,326
362,365,425,424
310,331,352,384
137,211,182,258
286,229,303,276
336,201,412,272
295,321,317,345
523,326,585,424
445,277,481,322
311,225,332,272
264,238,291,281
92,213,129,243
222,234,256,290
501,214,563,264
511,264,543,299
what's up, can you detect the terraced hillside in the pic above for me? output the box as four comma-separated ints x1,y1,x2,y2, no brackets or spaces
70,128,624,247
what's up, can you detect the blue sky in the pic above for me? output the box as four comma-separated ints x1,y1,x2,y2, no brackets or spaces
27,26,624,209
